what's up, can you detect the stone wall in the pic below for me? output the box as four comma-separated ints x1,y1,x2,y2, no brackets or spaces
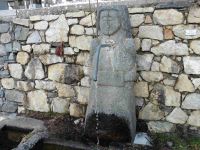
0,0,200,133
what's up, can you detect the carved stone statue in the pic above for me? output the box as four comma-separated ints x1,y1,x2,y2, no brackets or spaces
85,5,136,143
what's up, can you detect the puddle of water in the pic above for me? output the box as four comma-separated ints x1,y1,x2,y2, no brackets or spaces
0,126,32,150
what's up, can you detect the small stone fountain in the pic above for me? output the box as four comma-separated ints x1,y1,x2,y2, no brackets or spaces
85,5,136,143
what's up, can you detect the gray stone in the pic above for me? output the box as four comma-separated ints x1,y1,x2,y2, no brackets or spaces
16,81,34,92
142,39,151,51
148,121,176,133
81,76,90,87
166,108,188,124
182,93,200,109
79,13,95,26
183,56,200,74
35,80,56,91
1,78,15,89
139,26,163,40
140,71,163,82
56,83,75,98
133,38,141,51
27,31,42,44
25,58,45,79
151,40,189,56
70,25,85,35
85,27,96,35
29,15,42,21
0,70,10,78
1,33,11,44
153,9,183,25
13,41,21,51
51,97,70,113
69,103,85,117
2,101,17,113
175,74,195,92
66,11,85,18
32,44,50,55
188,7,200,23
5,90,26,103
16,52,30,65
130,14,144,27
13,18,29,27
173,25,200,39
76,52,90,66
136,54,154,71
160,56,180,73
187,111,200,127
27,90,49,112
139,102,165,120
22,45,32,53
64,47,75,55
0,45,6,56
34,21,48,30
14,26,29,41
75,86,89,104
4,43,12,52
46,14,69,43
191,78,200,89
41,15,59,21
164,86,181,107
0,23,9,33
39,54,63,65
67,18,78,25
128,7,154,13
134,82,149,98
190,40,200,55
8,63,23,79
151,61,160,71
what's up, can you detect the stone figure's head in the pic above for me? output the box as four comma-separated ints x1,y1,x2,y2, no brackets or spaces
97,5,132,38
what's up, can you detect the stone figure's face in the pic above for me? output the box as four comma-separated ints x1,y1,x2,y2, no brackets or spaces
99,10,121,35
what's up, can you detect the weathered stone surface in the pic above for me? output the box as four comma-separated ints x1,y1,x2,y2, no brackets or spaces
66,11,85,17
70,25,85,35
30,15,42,21
191,78,200,89
160,56,180,73
42,15,59,21
14,26,29,41
0,45,6,56
35,80,56,91
183,56,200,74
188,7,200,23
16,52,30,65
164,86,181,107
173,25,200,39
187,111,200,127
81,76,90,87
166,108,188,124
136,54,154,71
27,90,49,112
175,74,195,92
128,7,154,13
139,103,164,120
134,82,149,97
0,70,10,78
164,28,174,40
151,40,189,56
48,63,65,82
142,39,151,51
148,121,176,133
22,45,32,53
69,35,92,51
13,18,29,27
1,78,15,89
46,14,69,43
153,9,183,25
56,83,75,98
145,15,152,24
190,40,200,55
16,81,34,91
0,23,9,33
85,27,96,35
34,21,48,30
133,38,141,51
25,58,45,79
64,47,75,55
5,90,26,103
13,41,21,51
1,33,11,43
79,13,95,26
51,97,69,113
130,14,144,27
2,101,17,113
8,63,23,79
140,71,163,82
139,26,163,40
69,103,85,117
67,18,78,25
27,31,42,44
151,61,160,71
75,86,89,104
39,54,63,65
32,44,50,55
182,93,200,109
76,52,90,66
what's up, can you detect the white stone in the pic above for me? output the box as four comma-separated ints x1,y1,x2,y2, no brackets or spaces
76,52,90,66
191,78,200,89
151,62,160,71
136,54,154,71
139,26,163,40
8,64,23,79
164,86,181,107
173,25,200,39
85,28,96,35
48,64,66,82
46,14,69,43
148,121,176,133
75,86,89,104
69,103,85,117
183,56,200,74
22,45,32,53
128,7,154,13
39,54,63,65
32,44,50,55
81,76,90,87
1,33,11,43
69,35,93,51
190,40,200,55
70,25,85,35
35,80,56,91
34,21,48,30
139,103,164,120
67,18,78,25
27,31,42,44
30,15,42,21
175,74,195,92
64,47,75,55
80,13,95,26
56,83,75,98
66,11,85,18
182,93,200,109
41,15,59,21
140,71,163,82
163,79,176,86
153,9,183,25
16,81,34,91
27,90,50,112
166,108,188,124
1,78,15,89
187,111,200,127
142,39,151,51
16,52,30,65
13,18,29,27
160,56,180,73
151,40,189,56
134,82,149,97
188,7,200,23
51,97,69,113
130,14,144,27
